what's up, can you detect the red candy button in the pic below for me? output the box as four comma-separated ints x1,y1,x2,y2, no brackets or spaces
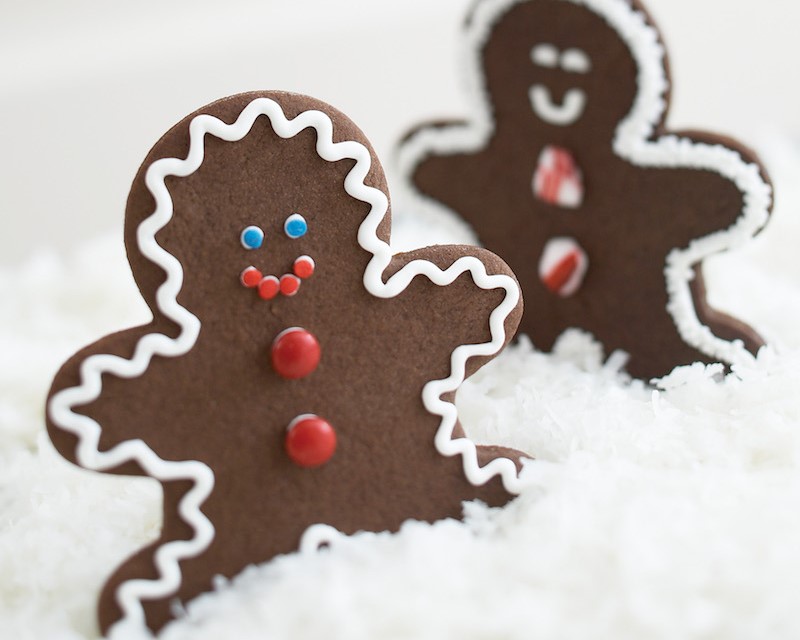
258,275,280,300
271,327,321,379
280,274,301,297
285,414,336,468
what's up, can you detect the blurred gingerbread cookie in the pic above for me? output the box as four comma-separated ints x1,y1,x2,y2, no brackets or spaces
46,91,527,635
399,0,773,378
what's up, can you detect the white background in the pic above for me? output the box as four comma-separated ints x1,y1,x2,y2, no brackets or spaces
1,0,799,266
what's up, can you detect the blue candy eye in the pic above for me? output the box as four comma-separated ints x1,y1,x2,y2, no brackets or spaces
240,225,264,250
284,213,308,239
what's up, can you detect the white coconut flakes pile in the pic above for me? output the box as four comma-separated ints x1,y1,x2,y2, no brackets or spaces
2,136,800,639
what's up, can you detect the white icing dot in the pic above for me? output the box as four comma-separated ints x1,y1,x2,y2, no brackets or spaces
561,48,591,74
531,43,559,68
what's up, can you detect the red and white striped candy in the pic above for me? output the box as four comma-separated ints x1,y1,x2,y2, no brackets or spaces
532,145,584,208
240,266,263,288
538,237,588,297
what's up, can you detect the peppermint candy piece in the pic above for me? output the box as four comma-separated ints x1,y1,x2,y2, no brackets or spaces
538,237,588,296
532,145,584,208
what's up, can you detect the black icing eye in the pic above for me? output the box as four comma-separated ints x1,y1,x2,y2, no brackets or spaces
284,214,308,239
240,225,265,250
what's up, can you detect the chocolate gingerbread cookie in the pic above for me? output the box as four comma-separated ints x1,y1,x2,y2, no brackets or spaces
399,0,773,378
46,91,527,635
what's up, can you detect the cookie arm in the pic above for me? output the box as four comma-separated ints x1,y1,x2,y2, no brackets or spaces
661,130,772,242
46,321,176,475
383,244,523,379
405,133,491,233
380,244,531,481
653,131,772,359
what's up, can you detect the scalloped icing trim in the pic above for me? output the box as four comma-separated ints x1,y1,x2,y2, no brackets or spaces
47,96,524,637
396,0,773,370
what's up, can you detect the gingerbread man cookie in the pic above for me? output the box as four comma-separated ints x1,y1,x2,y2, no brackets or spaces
399,0,773,379
46,91,527,636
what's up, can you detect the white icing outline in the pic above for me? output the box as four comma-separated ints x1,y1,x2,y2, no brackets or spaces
397,0,772,369
48,95,523,636
530,85,587,126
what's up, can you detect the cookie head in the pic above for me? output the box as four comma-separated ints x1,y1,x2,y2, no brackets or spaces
481,0,638,142
126,100,382,332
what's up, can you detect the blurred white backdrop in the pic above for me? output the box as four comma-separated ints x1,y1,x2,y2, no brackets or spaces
1,0,799,266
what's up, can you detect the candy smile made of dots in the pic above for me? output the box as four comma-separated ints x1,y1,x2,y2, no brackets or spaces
48,94,523,637
239,214,315,299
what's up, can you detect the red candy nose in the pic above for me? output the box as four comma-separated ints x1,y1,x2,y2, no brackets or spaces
271,327,321,379
285,414,336,468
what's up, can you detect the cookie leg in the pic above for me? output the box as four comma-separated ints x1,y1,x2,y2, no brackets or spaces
98,482,197,635
98,539,175,635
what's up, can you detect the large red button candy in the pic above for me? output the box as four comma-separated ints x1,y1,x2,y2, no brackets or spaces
285,414,336,468
271,327,321,379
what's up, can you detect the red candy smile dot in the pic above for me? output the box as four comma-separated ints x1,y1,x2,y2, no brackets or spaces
285,414,337,468
280,274,301,297
240,266,263,288
293,255,315,279
258,275,280,300
271,327,321,379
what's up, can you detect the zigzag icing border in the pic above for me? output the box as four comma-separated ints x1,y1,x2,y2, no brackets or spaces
397,0,773,369
48,95,523,636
